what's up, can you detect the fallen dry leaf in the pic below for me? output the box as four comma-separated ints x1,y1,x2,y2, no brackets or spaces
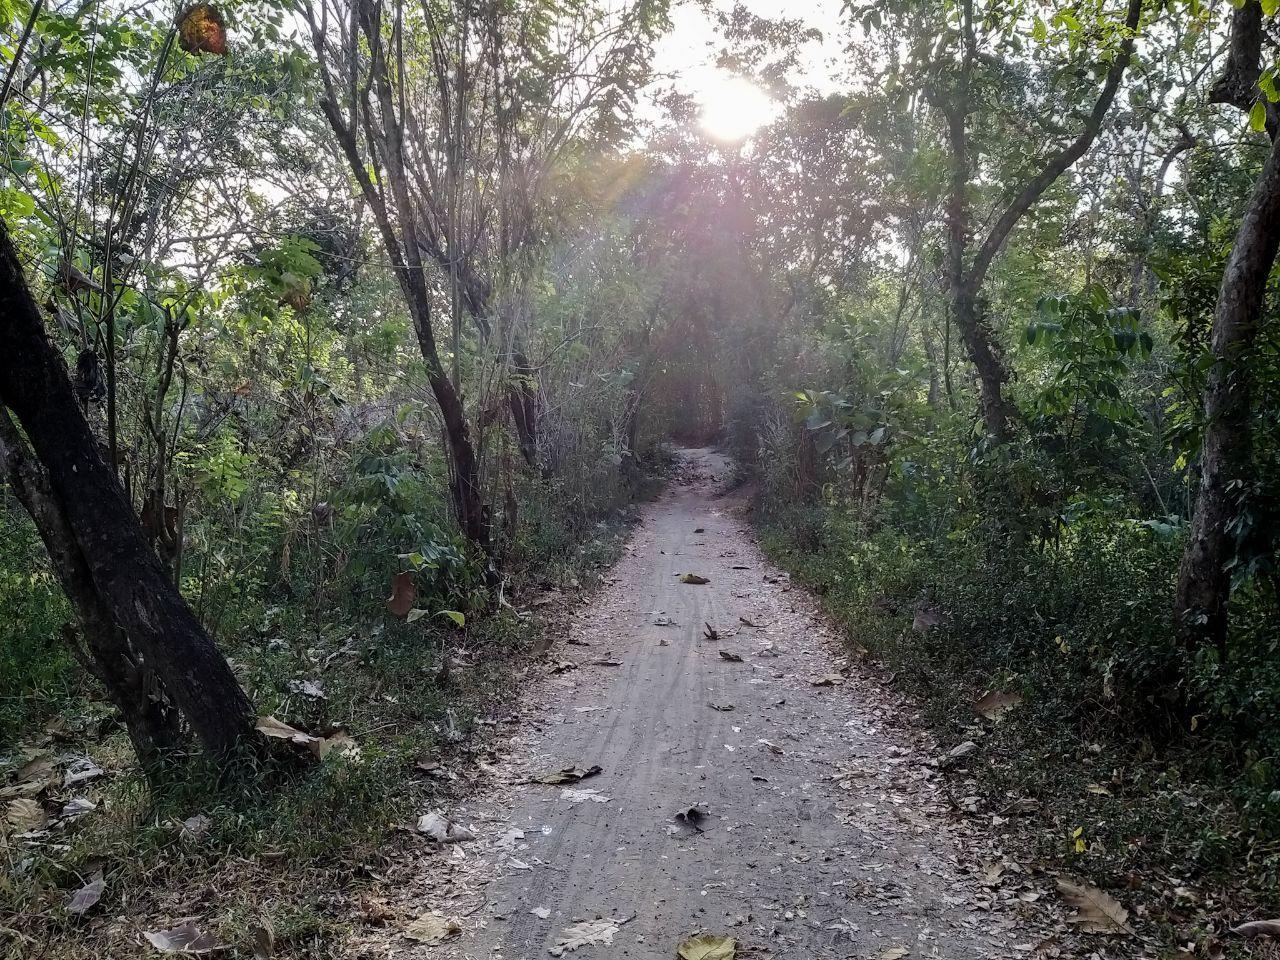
416,811,475,842
1232,919,1280,939
66,872,105,915
179,814,212,843
718,650,743,663
679,574,710,585
548,917,628,956
1057,878,1133,935
875,949,910,960
975,690,1023,720
143,921,224,954
254,716,317,747
6,797,46,831
560,787,611,804
15,754,55,783
677,933,736,959
534,765,602,785
404,914,462,944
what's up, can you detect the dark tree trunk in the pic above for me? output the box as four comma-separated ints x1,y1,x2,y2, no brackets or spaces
0,219,255,760
1,408,185,767
507,348,540,467
1174,130,1280,652
954,286,1018,439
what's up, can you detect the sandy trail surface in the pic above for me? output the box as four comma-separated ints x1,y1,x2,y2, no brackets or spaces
373,449,1041,959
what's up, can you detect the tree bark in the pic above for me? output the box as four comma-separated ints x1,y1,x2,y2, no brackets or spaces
1174,130,1280,653
0,408,185,767
311,1,492,552
941,0,1143,439
0,218,255,760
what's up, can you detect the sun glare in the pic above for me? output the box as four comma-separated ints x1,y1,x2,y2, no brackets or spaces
697,73,776,143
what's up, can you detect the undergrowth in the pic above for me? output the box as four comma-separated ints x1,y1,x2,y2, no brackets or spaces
756,498,1280,953
0,449,661,959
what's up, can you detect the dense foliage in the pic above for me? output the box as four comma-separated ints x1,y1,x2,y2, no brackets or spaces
3,0,1280,952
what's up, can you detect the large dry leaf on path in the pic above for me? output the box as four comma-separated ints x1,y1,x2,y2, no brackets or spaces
143,921,225,953
875,948,910,960
533,765,602,785
718,650,743,663
548,917,627,956
177,4,227,55
404,914,462,944
975,690,1023,720
1057,878,1133,934
677,933,736,959
387,571,416,618
416,811,475,842
560,787,611,803
66,872,105,915
1232,919,1280,938
679,574,710,585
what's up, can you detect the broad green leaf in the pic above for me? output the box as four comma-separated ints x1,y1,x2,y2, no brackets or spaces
1250,100,1267,133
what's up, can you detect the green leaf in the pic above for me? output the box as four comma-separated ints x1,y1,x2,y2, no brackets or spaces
1250,100,1268,133
439,610,465,627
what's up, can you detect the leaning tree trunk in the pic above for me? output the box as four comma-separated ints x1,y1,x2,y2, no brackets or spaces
1174,130,1280,653
0,410,184,767
0,218,255,760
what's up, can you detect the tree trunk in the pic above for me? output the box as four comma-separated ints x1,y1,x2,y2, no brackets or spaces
1,409,185,767
0,218,255,760
1174,130,1280,652
954,286,1017,439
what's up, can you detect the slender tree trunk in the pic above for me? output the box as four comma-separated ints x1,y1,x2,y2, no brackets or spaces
940,0,1143,439
1174,131,1280,652
0,219,255,760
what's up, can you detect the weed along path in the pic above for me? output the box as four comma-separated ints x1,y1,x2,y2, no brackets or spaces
371,450,1043,959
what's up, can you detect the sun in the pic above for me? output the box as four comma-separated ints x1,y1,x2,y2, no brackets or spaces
697,72,777,143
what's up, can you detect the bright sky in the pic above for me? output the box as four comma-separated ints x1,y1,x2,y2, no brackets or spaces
648,0,846,140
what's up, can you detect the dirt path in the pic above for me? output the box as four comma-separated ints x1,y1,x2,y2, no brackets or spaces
375,450,1043,959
